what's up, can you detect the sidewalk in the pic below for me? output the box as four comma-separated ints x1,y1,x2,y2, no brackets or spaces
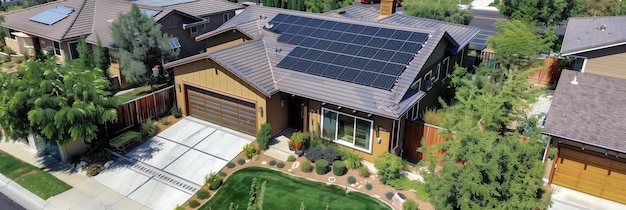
0,140,150,210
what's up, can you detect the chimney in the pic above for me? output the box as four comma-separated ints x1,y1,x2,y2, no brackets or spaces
379,0,396,16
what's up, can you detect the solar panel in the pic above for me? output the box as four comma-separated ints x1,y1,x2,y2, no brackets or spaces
29,10,69,25
382,63,406,75
288,35,305,45
277,56,298,69
301,49,322,60
299,38,318,48
372,75,396,89
337,68,358,81
354,71,378,86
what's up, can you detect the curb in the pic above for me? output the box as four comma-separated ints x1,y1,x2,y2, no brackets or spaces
0,173,49,210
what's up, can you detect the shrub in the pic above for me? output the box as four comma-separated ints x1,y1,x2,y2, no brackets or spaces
305,146,340,163
358,166,370,178
256,123,271,150
300,160,313,173
217,171,226,177
171,106,182,118
385,192,395,200
402,199,419,210
347,176,356,184
140,119,157,138
205,172,223,190
237,158,245,165
10,56,24,64
251,155,259,161
3,46,14,55
196,189,210,199
332,160,347,176
287,155,296,162
226,162,235,168
365,183,373,190
0,55,10,63
188,199,200,208
338,147,362,169
276,161,285,168
269,160,277,166
374,152,406,184
243,143,257,159
159,116,170,125
422,108,446,126
315,159,329,175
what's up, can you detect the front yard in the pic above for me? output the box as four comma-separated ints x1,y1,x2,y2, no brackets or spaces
0,151,71,199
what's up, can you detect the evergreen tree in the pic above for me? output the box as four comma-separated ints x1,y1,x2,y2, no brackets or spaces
93,36,111,79
486,20,552,69
499,0,584,27
580,0,626,17
75,38,94,69
403,0,473,25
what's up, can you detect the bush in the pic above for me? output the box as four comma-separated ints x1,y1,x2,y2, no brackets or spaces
358,166,370,178
422,108,446,126
385,192,395,200
276,161,285,168
365,183,373,190
226,162,235,168
205,172,223,190
338,147,363,169
374,152,406,184
188,199,200,208
171,106,182,118
251,155,259,161
300,160,313,173
10,56,24,64
315,159,329,175
237,158,245,165
269,160,277,166
159,116,170,125
243,143,257,159
347,176,356,184
217,171,226,177
256,123,271,150
3,46,14,55
332,160,347,176
0,55,10,63
402,199,419,210
141,119,157,138
196,189,210,199
287,155,296,162
305,146,340,163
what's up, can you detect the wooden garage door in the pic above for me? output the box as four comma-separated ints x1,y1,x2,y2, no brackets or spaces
186,86,257,136
552,150,626,204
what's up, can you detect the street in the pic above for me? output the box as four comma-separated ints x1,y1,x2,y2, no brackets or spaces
0,192,25,210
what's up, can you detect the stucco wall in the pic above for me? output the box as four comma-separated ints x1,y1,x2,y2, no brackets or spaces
266,94,289,136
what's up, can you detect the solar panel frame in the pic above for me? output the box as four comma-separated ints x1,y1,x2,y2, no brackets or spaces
371,74,396,90
51,6,74,15
353,71,378,86
301,49,322,60
337,68,359,81
332,22,351,32
29,10,69,25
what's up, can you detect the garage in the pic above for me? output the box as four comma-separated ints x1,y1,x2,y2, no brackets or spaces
186,85,257,136
552,147,626,204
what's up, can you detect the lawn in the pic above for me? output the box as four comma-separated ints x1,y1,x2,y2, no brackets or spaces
0,151,71,199
201,167,391,210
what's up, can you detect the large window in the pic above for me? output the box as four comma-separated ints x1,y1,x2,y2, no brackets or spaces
321,108,373,152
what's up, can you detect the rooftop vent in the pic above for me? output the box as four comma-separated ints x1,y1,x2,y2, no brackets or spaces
598,24,607,31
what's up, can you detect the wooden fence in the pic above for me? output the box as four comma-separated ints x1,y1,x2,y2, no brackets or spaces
479,51,563,86
403,120,447,163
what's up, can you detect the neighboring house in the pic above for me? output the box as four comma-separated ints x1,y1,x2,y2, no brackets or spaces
1,0,242,88
543,16,626,204
164,5,480,162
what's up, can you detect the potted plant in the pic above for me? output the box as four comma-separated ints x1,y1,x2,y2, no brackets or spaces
291,132,304,150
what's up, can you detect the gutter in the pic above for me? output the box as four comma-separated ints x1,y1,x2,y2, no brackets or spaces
542,131,626,155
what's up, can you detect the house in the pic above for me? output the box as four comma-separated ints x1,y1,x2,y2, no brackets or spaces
164,4,480,162
2,0,242,88
543,16,626,204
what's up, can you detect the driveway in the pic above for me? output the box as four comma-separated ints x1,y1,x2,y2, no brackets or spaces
93,117,254,209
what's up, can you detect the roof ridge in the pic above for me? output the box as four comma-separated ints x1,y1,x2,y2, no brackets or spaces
62,0,90,39
255,19,279,90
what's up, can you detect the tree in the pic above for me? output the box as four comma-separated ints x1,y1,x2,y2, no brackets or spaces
419,65,548,210
581,0,626,17
110,4,177,85
304,0,352,13
487,20,552,69
499,0,584,27
0,58,118,144
403,0,473,25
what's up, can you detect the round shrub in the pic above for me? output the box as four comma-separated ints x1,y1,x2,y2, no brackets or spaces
385,192,395,200
276,161,285,168
188,199,200,208
196,189,210,199
237,158,245,165
315,159,329,175
332,160,347,176
347,176,356,184
358,166,370,178
206,172,223,190
374,152,406,184
226,162,235,168
301,160,313,173
365,183,373,190
287,155,297,162
217,171,227,177
402,199,419,210
269,160,277,166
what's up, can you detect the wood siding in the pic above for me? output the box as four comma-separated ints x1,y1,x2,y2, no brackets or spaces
403,121,446,163
266,94,289,135
578,45,626,79
106,86,176,135
527,57,562,86
205,31,248,52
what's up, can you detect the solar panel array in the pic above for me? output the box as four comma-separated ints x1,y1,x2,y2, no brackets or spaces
271,13,429,90
29,6,74,25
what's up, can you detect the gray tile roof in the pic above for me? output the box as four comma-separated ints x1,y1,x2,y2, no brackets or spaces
179,6,466,119
543,70,626,153
2,0,88,41
161,0,243,17
560,16,626,55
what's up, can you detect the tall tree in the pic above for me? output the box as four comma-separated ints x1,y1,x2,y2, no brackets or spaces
499,0,584,27
404,0,473,25
110,4,177,85
419,65,548,210
581,0,626,17
487,20,552,69
0,58,118,144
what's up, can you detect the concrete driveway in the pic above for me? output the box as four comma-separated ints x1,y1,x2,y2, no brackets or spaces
94,117,253,209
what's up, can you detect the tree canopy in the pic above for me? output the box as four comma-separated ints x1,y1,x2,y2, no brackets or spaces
403,0,473,25
499,0,584,27
110,4,177,84
580,0,626,17
304,0,352,13
487,20,553,69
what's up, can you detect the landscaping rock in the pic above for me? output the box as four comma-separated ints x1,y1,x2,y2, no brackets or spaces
261,161,267,165
290,161,300,170
328,177,336,183
373,195,381,199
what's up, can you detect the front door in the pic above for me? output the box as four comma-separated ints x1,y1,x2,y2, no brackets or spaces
288,96,305,131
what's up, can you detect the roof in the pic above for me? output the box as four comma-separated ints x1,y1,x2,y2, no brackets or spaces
2,0,88,41
160,0,243,17
560,16,626,55
543,70,626,154
172,6,477,119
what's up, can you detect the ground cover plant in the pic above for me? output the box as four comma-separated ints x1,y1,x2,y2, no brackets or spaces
0,151,71,199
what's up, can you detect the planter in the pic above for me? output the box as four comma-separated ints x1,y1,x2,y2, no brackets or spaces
294,141,303,150
85,164,104,177
288,140,295,151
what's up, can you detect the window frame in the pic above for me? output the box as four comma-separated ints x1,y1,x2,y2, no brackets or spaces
190,26,198,34
409,102,419,120
423,71,432,91
223,13,232,23
320,107,373,153
443,57,450,79
67,40,80,60
434,63,441,82
410,78,421,90
53,41,62,56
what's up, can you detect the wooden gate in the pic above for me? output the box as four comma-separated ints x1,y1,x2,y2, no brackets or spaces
403,120,447,163
528,57,562,86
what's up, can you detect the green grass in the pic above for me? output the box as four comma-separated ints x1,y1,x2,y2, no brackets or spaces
113,83,170,103
110,131,141,146
201,167,391,210
387,177,430,202
0,151,71,199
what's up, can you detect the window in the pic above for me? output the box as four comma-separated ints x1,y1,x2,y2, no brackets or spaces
408,102,419,120
443,57,450,79
410,78,421,90
190,26,198,34
223,13,232,23
423,71,432,91
53,41,61,56
169,37,181,50
200,23,206,31
68,41,79,60
434,63,441,82
321,108,373,152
